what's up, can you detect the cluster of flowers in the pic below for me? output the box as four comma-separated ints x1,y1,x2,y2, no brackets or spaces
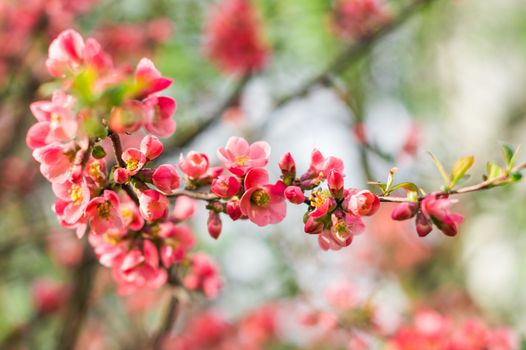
26,29,219,296
27,28,466,296
0,0,98,84
204,0,269,74
160,282,517,350
330,0,390,40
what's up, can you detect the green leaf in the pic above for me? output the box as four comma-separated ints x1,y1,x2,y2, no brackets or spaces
385,167,398,193
501,143,521,170
368,181,387,194
72,68,96,105
449,156,474,188
486,161,505,180
389,182,419,193
428,152,450,188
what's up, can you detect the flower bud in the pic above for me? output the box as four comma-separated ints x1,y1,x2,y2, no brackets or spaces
152,164,180,194
328,170,345,199
140,135,163,160
416,212,433,237
207,211,222,239
32,279,67,315
345,190,379,216
284,186,305,204
304,216,324,234
113,167,129,184
173,196,197,221
391,202,418,221
279,152,296,183
178,151,209,179
226,199,242,221
211,175,241,198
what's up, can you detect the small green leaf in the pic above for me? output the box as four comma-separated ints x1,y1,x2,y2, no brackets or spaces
449,156,474,188
389,182,419,193
92,145,107,159
501,143,515,166
486,161,505,180
72,68,96,105
428,152,450,188
368,181,387,194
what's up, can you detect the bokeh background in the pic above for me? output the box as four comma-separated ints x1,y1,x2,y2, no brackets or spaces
1,0,526,349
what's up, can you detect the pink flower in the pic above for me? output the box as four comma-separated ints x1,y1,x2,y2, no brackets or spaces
88,232,127,267
32,143,75,183
420,194,464,236
119,197,145,231
121,148,146,176
134,58,172,98
300,149,344,189
207,211,222,239
112,240,168,295
30,92,78,143
211,175,241,198
109,101,145,134
26,122,51,150
329,211,364,247
391,202,418,221
159,223,195,267
173,196,197,221
140,135,164,160
46,29,85,77
152,164,180,194
204,0,269,74
217,136,270,176
32,279,68,315
139,189,169,221
330,0,390,41
304,216,324,235
52,176,90,225
344,189,379,216
239,168,286,226
284,186,305,204
308,190,337,218
85,190,124,235
178,151,210,179
143,95,177,138
53,199,88,238
184,253,222,299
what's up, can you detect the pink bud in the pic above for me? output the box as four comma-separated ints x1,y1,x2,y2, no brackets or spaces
328,170,345,199
279,152,296,177
284,186,305,204
226,199,242,221
345,190,379,216
32,279,67,315
178,151,209,179
152,164,180,194
113,168,129,184
109,102,144,134
391,202,418,221
211,175,241,198
121,148,146,176
139,189,169,221
416,212,433,237
140,135,163,160
207,211,222,239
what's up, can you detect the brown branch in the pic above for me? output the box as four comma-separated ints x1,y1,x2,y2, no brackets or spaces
274,0,440,109
56,240,98,350
168,189,218,201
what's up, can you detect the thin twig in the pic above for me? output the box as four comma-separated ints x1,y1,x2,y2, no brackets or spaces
109,131,140,205
274,0,440,109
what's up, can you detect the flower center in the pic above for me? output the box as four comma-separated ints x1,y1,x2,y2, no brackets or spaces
103,231,120,245
251,189,270,207
88,161,104,181
126,158,139,172
310,190,329,208
97,202,111,219
235,155,249,166
120,207,133,222
333,221,349,240
70,184,83,205
50,112,62,128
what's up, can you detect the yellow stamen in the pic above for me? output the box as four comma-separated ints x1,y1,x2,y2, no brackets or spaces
70,184,83,206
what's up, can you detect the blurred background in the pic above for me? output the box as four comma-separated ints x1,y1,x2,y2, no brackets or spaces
1,0,526,349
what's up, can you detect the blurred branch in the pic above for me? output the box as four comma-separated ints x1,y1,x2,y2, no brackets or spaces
151,270,182,350
274,0,440,108
56,240,98,350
